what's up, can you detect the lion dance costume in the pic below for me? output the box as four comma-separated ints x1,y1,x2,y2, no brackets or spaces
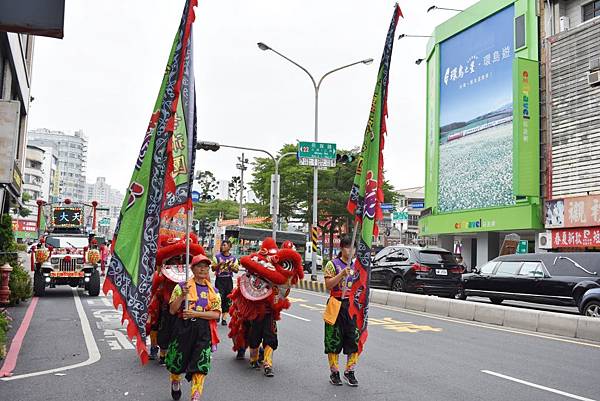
147,234,206,363
227,238,303,377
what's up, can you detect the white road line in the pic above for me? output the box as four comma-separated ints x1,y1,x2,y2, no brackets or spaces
281,312,311,322
2,289,101,381
481,370,597,401
292,289,600,349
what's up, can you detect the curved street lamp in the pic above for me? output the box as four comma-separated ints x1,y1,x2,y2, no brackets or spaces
257,41,372,281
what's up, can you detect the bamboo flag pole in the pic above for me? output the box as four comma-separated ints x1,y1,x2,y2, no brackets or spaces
184,208,192,310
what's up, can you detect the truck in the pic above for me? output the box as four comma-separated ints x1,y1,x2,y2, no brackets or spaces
31,199,104,297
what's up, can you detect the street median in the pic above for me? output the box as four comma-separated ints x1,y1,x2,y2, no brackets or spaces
293,280,600,343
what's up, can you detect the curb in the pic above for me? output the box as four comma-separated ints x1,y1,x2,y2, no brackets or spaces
293,280,600,343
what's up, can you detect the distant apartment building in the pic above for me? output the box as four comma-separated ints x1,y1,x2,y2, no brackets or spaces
28,128,88,202
85,176,124,237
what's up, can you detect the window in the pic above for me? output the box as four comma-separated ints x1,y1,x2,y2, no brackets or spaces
583,1,600,22
518,262,544,277
495,261,522,276
418,250,457,264
479,261,497,274
386,248,409,262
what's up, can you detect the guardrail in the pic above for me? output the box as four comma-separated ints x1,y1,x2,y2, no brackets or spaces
293,279,600,343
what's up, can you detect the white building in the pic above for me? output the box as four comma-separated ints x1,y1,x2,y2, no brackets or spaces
85,177,124,237
28,128,88,202
217,179,229,200
22,145,45,214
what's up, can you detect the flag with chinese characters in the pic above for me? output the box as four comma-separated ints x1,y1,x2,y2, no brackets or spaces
346,3,402,354
103,0,198,364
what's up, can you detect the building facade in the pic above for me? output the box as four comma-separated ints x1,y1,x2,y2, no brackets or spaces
28,128,88,202
0,32,34,213
419,0,543,269
539,0,600,249
85,176,124,237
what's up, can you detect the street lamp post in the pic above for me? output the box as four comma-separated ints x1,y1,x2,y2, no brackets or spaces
197,141,295,242
257,41,372,281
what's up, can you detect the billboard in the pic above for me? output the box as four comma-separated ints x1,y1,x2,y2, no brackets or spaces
438,5,515,212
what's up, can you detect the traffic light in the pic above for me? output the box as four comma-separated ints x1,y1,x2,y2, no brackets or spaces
197,141,220,151
336,153,356,164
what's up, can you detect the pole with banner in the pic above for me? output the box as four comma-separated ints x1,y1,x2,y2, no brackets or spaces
346,3,402,354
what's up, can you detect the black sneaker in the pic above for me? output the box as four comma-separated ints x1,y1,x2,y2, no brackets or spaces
171,381,182,400
221,319,227,326
329,372,343,386
149,346,158,360
236,349,246,360
264,366,274,377
249,361,260,369
344,371,359,387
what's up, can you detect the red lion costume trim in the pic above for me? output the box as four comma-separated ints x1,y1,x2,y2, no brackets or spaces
227,237,303,351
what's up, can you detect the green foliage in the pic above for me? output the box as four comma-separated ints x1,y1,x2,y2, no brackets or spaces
0,214,18,267
15,243,27,252
195,170,219,198
9,263,32,304
0,309,12,359
194,199,239,222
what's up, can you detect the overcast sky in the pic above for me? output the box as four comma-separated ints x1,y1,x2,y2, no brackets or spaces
28,0,478,197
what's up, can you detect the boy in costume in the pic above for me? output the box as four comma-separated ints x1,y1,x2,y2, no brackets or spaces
166,254,221,401
323,236,360,387
211,240,238,326
148,234,206,363
227,237,303,377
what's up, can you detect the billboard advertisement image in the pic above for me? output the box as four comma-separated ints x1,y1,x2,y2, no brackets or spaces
438,5,515,212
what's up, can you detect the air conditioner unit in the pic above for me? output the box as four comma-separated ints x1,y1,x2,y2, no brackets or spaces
590,57,600,72
589,71,600,86
538,232,553,250
559,16,570,32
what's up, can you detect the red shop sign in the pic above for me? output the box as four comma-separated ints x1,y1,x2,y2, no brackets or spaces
553,227,600,248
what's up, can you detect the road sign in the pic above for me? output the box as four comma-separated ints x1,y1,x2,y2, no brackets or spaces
392,211,409,222
410,201,424,209
298,141,336,168
99,217,111,227
380,203,395,211
191,191,201,202
516,240,529,254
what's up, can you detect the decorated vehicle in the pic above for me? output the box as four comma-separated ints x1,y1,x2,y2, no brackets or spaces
31,199,104,297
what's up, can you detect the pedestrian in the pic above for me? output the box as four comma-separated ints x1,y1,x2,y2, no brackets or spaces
165,254,221,401
211,240,238,326
323,236,360,387
100,242,110,276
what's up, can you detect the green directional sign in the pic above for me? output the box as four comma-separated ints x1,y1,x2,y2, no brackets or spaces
298,141,336,167
516,240,528,254
392,211,408,222
99,217,111,227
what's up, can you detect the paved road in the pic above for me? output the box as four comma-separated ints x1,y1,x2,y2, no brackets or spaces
1,284,599,401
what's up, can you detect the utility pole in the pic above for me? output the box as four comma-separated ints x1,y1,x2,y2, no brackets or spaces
236,153,248,227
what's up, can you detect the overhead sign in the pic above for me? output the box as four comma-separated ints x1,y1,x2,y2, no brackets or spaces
516,240,528,254
191,191,201,203
298,141,336,168
410,201,424,209
380,203,395,211
52,207,83,228
392,211,408,222
0,0,66,39
99,217,111,227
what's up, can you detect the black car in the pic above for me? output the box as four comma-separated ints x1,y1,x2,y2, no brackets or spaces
370,246,464,297
461,253,600,309
579,288,600,317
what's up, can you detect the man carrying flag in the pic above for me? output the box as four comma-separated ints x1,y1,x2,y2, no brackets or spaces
325,2,402,386
103,0,199,368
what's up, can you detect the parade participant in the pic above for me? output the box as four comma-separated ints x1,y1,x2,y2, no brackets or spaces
166,254,221,401
147,235,206,363
228,237,303,377
100,242,110,276
323,236,360,387
211,240,238,326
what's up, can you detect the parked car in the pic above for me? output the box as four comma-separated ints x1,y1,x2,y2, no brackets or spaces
370,246,464,297
579,287,600,318
461,253,600,312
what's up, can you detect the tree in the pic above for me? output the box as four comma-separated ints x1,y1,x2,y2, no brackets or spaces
249,144,399,256
194,199,239,222
195,170,219,198
228,176,246,202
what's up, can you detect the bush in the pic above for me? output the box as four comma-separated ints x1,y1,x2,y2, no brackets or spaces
8,263,32,304
0,309,12,359
15,243,27,252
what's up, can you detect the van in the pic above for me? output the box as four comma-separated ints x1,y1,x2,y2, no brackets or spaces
304,242,323,272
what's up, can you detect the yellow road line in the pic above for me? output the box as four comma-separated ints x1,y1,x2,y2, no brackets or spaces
292,288,600,349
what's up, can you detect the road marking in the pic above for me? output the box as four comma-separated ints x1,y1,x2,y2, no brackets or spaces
482,370,597,401
1,289,101,381
299,303,325,312
292,288,600,349
287,297,308,303
281,312,311,322
0,297,39,377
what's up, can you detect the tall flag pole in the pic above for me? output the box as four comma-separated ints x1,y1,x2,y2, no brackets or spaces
103,0,198,364
346,3,402,354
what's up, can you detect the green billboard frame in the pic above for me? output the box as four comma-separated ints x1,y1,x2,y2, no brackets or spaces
420,0,542,236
